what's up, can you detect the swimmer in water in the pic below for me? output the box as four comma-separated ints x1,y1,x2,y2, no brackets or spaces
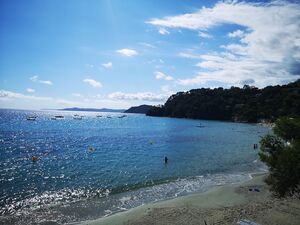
31,156,38,162
164,156,168,164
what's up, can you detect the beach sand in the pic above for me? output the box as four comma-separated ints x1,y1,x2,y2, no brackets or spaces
80,175,300,225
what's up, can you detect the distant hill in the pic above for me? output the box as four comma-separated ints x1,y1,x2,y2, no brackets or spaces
124,105,153,114
147,79,300,123
61,107,125,113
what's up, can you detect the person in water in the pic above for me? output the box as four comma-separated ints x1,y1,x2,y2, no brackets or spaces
164,156,168,164
31,156,38,162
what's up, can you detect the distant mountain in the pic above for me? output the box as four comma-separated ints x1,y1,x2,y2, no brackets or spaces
124,105,153,114
61,107,125,113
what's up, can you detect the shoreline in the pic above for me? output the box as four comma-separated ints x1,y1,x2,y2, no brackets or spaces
79,174,300,225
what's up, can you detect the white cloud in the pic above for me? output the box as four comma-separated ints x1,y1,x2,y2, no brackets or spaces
116,48,138,57
30,75,53,85
83,79,102,88
0,90,52,101
102,62,113,69
39,80,53,85
228,29,245,38
26,88,35,93
108,91,167,102
148,1,300,87
155,71,174,81
198,32,212,38
158,27,170,35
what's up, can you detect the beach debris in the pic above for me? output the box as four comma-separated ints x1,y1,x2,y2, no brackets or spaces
238,219,261,225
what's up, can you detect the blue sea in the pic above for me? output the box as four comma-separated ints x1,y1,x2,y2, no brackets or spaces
0,109,270,224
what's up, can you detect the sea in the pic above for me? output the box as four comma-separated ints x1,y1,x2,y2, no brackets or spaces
0,109,271,224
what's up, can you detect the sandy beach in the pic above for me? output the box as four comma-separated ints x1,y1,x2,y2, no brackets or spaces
80,175,300,225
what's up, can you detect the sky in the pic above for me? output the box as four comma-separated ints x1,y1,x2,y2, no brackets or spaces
0,0,300,110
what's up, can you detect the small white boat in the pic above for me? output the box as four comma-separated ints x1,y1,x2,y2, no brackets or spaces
26,116,37,121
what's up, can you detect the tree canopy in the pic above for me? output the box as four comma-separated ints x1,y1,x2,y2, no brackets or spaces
147,79,300,123
259,117,300,197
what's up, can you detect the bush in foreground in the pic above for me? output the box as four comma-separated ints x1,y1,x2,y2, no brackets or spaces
259,117,300,197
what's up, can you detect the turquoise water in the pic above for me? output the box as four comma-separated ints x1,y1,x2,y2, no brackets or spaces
0,109,270,224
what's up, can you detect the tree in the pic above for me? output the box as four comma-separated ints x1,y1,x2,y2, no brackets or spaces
259,117,300,197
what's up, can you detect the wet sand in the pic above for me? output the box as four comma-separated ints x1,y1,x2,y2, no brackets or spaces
80,175,300,225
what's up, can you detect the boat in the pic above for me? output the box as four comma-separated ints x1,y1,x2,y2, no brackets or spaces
55,115,64,119
96,115,102,118
73,114,83,120
118,115,127,118
106,116,112,118
26,116,37,121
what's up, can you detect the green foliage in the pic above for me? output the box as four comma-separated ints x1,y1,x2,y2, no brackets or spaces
259,117,300,197
146,79,300,122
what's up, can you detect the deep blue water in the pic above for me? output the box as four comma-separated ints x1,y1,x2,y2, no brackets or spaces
0,109,270,224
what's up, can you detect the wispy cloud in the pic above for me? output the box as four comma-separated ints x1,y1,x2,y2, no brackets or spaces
139,42,156,48
83,79,102,88
148,1,300,87
0,89,132,109
102,62,113,69
116,48,138,57
108,91,167,102
72,93,83,97
158,27,170,35
30,75,53,85
0,90,52,101
155,71,174,81
198,32,212,39
228,29,245,38
85,64,94,68
26,88,35,93
178,51,202,59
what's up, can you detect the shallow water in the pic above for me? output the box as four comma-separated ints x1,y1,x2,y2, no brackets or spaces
0,109,270,224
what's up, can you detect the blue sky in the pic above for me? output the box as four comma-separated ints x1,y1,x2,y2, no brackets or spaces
1,0,300,109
